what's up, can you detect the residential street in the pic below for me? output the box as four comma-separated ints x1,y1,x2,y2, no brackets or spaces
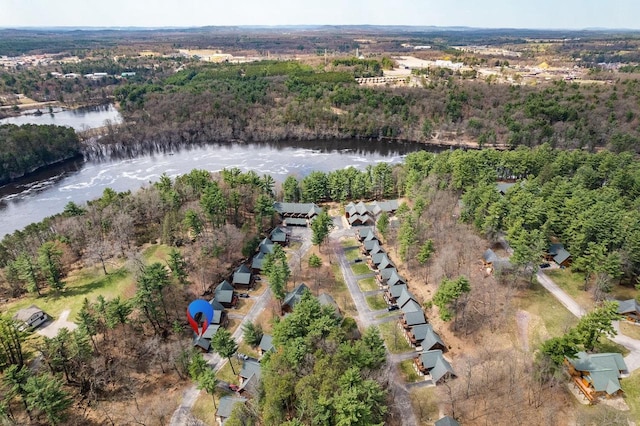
330,228,419,426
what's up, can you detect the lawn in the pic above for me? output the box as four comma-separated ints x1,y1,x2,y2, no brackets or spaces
517,281,578,345
379,322,412,354
232,297,255,315
351,263,372,276
544,269,593,310
399,359,420,383
622,370,640,422
620,322,640,340
4,266,134,321
215,357,243,385
341,237,358,249
358,277,378,292
409,387,440,425
610,284,638,301
344,247,362,262
366,294,387,311
192,390,230,424
330,264,358,316
142,244,172,264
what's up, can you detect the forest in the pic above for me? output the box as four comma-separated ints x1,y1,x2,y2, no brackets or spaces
88,59,640,159
0,124,80,185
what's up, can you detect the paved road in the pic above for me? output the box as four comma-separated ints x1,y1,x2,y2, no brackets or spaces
536,270,640,373
170,227,312,426
330,230,419,426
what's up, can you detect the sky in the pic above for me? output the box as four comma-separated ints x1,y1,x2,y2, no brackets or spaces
1,0,639,30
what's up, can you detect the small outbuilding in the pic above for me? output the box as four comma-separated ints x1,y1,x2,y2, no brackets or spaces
13,305,48,331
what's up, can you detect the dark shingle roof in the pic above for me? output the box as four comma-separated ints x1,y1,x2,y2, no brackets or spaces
404,310,427,326
618,299,640,315
270,227,287,243
259,334,274,353
435,416,460,426
283,283,309,308
216,396,247,419
240,358,261,380
568,352,627,394
419,350,455,382
389,284,408,299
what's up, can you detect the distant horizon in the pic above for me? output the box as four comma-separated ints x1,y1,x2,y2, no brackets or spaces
1,24,639,33
2,0,638,31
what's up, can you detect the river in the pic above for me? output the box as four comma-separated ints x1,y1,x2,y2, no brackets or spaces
0,138,435,237
0,104,122,131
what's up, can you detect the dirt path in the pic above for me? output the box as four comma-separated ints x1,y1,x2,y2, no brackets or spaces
37,309,77,338
516,310,530,352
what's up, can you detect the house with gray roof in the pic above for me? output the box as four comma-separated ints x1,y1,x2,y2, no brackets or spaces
258,237,275,255
233,264,254,290
362,239,380,254
385,283,408,305
496,182,516,196
282,283,310,313
617,299,640,322
401,309,427,329
269,227,288,245
377,267,398,284
318,293,341,317
397,289,419,310
414,350,456,384
214,280,237,308
386,270,406,288
251,252,267,273
13,305,48,331
406,324,446,351
566,352,627,401
258,334,274,356
273,202,321,219
345,200,399,227
546,243,572,267
239,358,261,393
356,227,374,241
284,217,309,227
216,396,247,425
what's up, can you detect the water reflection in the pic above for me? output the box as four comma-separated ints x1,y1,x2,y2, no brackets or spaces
0,104,122,131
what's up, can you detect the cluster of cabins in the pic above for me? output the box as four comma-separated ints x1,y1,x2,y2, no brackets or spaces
344,200,399,227
356,227,456,385
194,227,289,352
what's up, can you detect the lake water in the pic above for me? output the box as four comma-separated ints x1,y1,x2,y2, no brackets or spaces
0,138,434,237
0,104,122,131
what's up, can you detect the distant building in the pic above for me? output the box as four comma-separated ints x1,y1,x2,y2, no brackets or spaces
121,72,136,77
282,283,310,313
414,45,432,50
216,396,247,425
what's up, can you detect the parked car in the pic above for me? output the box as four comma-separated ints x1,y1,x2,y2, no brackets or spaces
388,305,399,311
539,262,550,269
238,293,250,298
354,258,363,263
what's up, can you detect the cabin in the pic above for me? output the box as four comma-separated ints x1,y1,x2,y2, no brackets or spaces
546,243,572,267
318,293,342,317
13,305,48,331
362,239,380,255
377,267,398,285
345,200,399,227
284,217,309,227
258,334,274,357
233,264,254,290
239,358,261,390
406,324,446,351
385,283,408,305
258,237,275,255
617,299,640,322
269,227,288,245
282,283,310,314
435,416,460,426
400,309,427,329
356,227,374,242
414,350,456,384
273,202,321,221
482,248,512,274
213,280,237,308
565,352,627,402
216,396,247,425
251,252,267,273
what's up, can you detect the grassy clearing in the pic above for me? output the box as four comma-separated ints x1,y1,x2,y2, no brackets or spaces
620,322,640,340
4,266,133,320
341,237,358,248
330,264,357,316
610,284,638,301
344,247,362,262
215,358,243,384
366,294,387,311
142,244,172,264
593,338,629,356
399,359,420,383
227,318,241,334
351,263,372,276
409,386,440,425
622,370,640,421
379,322,412,354
191,391,222,424
238,341,259,359
358,277,378,292
544,269,594,310
517,281,578,345
232,297,255,315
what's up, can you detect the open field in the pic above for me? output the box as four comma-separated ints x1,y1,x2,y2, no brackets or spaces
358,277,378,292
